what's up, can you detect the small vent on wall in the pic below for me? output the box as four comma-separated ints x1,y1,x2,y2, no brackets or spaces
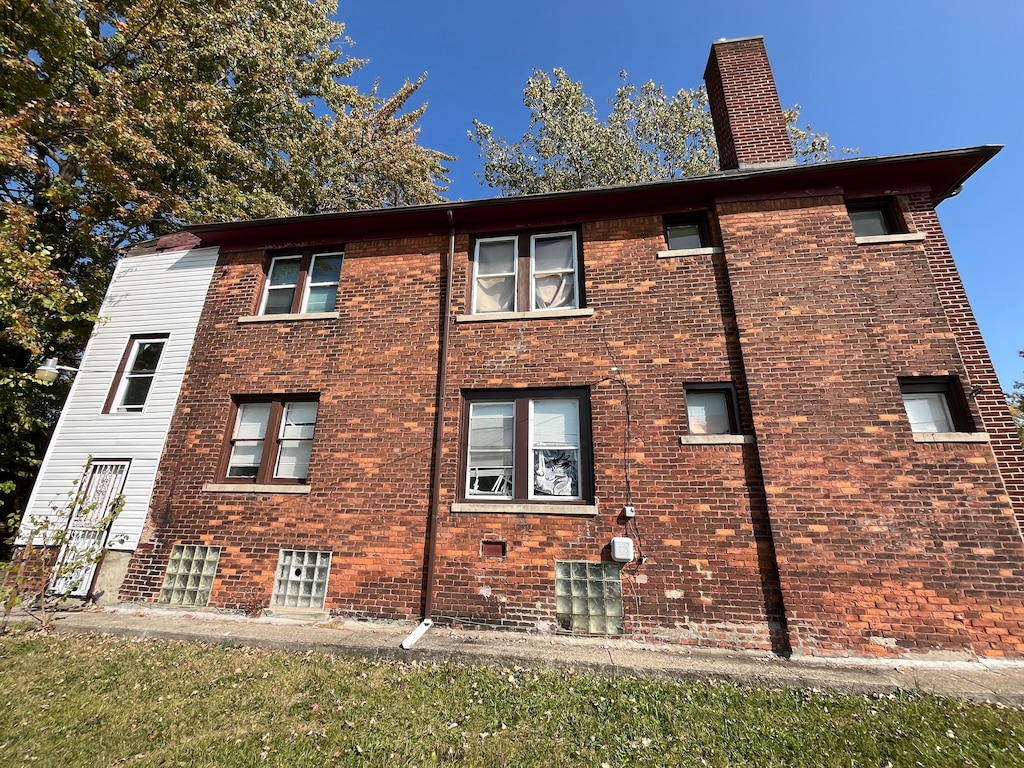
481,540,507,558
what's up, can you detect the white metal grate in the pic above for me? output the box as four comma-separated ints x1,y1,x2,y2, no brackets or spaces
272,550,332,609
555,560,624,635
158,545,221,607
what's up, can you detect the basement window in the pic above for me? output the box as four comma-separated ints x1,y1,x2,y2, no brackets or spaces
158,545,221,607
555,560,624,635
272,550,332,609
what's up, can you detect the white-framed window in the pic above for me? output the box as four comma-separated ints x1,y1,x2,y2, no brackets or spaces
899,377,971,434
471,231,580,314
902,392,953,433
530,233,578,311
260,250,344,315
107,335,168,413
464,390,590,502
684,385,740,435
225,398,319,483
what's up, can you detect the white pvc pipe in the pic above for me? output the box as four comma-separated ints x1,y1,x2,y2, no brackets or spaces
400,618,434,650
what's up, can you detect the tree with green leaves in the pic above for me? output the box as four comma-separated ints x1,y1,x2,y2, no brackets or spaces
1009,351,1024,445
470,69,847,196
0,0,451,532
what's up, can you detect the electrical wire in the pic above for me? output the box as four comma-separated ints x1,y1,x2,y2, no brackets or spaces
600,329,646,576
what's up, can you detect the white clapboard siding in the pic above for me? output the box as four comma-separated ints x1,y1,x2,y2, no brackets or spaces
21,247,219,551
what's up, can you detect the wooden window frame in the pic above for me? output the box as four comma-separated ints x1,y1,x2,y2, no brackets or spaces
103,334,169,413
259,249,344,315
469,228,584,315
460,388,594,505
219,395,320,485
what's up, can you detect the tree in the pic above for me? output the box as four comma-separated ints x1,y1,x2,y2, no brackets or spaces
0,0,451,530
470,69,848,196
1009,351,1024,444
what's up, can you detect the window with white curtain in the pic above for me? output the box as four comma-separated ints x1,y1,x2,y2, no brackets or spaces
471,231,581,314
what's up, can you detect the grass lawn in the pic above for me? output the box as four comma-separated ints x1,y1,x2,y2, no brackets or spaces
0,631,1021,767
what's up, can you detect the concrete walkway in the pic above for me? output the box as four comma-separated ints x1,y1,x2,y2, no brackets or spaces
29,604,1024,707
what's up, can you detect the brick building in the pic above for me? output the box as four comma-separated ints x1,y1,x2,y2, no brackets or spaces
30,36,1024,658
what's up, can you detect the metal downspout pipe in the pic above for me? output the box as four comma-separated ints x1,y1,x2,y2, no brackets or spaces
403,209,455,650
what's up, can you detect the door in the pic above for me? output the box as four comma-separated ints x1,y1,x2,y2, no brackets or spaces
49,460,129,597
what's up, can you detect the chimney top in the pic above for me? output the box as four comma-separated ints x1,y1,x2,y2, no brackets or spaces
704,37,795,171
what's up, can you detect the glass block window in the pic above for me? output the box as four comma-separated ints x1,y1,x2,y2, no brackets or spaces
555,560,624,635
272,550,332,609
158,545,221,607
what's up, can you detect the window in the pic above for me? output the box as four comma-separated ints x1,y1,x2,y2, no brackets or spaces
664,214,709,250
847,199,900,238
555,561,624,635
471,231,581,314
463,389,592,502
158,545,221,607
260,250,343,315
684,385,740,435
224,397,319,483
105,335,168,413
273,550,332,609
899,378,972,434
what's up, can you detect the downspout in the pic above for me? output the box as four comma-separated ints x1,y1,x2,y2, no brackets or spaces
404,209,455,649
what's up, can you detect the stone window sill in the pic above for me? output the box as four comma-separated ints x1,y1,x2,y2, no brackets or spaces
203,483,311,494
912,432,989,444
855,232,926,246
451,501,598,516
238,312,340,324
657,246,724,259
679,434,754,445
455,308,595,323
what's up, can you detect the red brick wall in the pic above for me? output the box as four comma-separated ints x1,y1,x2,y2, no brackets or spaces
121,238,445,617
907,193,1024,530
430,218,780,650
120,190,1024,658
704,37,794,169
718,194,1024,657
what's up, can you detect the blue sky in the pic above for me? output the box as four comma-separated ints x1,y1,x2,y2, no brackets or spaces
337,0,1023,389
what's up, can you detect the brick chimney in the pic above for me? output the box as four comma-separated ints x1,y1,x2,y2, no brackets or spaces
704,36,794,170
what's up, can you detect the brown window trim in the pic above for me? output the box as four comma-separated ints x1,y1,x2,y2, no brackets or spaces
459,387,593,504
102,333,170,413
218,394,320,485
467,226,585,315
259,248,344,316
